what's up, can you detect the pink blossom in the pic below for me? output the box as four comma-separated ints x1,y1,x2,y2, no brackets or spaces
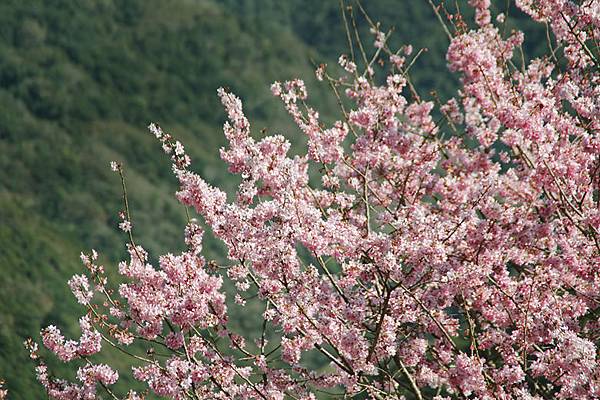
67,274,93,304
33,2,600,398
119,220,132,232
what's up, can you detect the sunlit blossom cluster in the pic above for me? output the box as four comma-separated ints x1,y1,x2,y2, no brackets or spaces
28,1,600,399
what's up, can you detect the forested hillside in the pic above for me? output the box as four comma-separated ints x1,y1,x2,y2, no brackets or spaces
0,1,545,397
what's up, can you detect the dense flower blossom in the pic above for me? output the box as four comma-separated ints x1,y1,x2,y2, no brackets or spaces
41,316,101,362
30,1,600,399
68,274,93,305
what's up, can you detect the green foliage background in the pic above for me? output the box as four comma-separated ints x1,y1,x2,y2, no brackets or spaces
0,1,545,397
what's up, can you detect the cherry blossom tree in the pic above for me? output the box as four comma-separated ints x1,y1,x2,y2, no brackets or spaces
27,0,600,399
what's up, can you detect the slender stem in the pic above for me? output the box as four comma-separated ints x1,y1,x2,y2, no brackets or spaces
393,356,424,400
426,0,452,41
339,0,355,63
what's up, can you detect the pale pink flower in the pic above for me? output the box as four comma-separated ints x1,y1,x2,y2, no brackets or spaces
119,220,132,232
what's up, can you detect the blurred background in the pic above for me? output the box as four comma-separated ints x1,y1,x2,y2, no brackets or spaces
0,0,545,397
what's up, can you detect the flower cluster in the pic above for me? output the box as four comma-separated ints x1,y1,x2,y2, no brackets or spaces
30,1,600,399
41,316,101,362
